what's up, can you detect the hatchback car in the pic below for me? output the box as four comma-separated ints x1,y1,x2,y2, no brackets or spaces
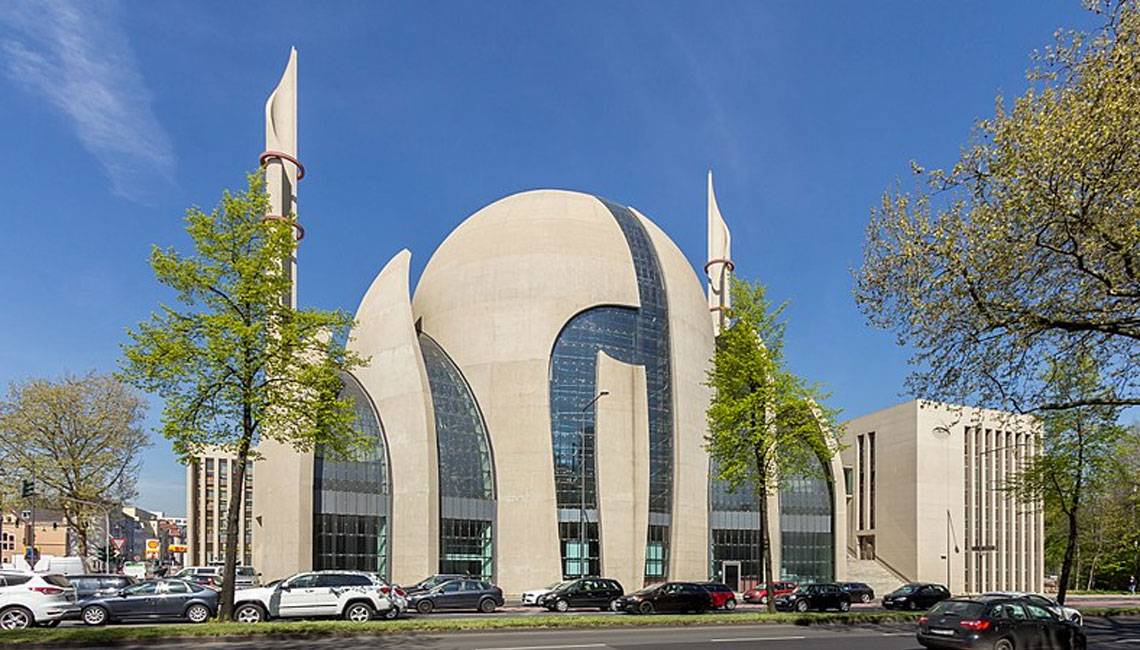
78,579,217,625
984,591,1082,625
68,574,137,600
538,577,624,611
700,582,737,610
917,596,1086,650
612,582,712,614
407,578,504,614
743,581,797,604
521,580,569,606
773,583,851,612
0,571,76,629
884,583,951,611
403,573,468,595
838,581,875,604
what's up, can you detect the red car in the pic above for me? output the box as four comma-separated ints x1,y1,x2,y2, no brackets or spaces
743,581,797,604
699,582,737,610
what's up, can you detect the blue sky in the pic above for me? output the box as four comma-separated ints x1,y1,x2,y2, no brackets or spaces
0,2,1100,515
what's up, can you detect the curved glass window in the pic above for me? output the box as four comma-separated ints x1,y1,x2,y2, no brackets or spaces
779,457,835,584
548,198,673,582
313,373,391,576
708,467,763,589
419,333,496,580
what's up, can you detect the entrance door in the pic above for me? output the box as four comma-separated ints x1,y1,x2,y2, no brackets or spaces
721,561,741,592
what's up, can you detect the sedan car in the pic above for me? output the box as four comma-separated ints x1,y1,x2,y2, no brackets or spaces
79,579,218,625
743,581,797,604
883,583,951,611
538,577,624,611
917,596,1086,650
612,582,712,614
521,580,568,606
838,581,875,604
773,583,851,612
407,578,504,614
984,591,1082,625
699,582,737,610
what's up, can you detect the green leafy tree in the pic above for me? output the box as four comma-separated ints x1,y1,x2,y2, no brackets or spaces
1016,355,1124,603
0,373,147,569
855,2,1140,414
120,172,366,619
705,277,838,611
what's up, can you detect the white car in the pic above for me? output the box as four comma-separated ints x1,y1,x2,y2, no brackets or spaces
984,591,1083,625
233,571,396,623
521,580,569,606
0,571,77,629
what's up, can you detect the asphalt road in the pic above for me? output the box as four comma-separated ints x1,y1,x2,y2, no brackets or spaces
69,615,1140,649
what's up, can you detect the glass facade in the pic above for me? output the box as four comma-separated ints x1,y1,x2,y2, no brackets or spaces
419,333,496,580
313,373,391,576
709,466,764,587
778,456,835,584
548,198,673,581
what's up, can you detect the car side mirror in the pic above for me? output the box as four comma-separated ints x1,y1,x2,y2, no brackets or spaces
279,584,291,592
118,590,128,598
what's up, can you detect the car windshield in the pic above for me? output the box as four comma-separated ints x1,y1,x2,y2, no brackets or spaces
548,581,570,590
930,601,985,617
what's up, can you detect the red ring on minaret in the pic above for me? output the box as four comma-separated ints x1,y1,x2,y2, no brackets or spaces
259,150,306,180
704,258,735,273
262,214,305,241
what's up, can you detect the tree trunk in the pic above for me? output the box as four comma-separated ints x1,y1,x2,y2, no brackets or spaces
755,446,775,613
1057,509,1079,604
218,409,253,621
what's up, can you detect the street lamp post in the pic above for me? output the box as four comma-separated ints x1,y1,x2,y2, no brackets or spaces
580,390,609,578
932,426,959,591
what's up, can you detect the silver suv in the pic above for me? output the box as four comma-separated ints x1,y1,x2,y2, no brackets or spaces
0,571,77,629
233,571,397,623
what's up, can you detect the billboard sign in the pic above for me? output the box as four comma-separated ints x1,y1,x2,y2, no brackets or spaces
144,538,160,559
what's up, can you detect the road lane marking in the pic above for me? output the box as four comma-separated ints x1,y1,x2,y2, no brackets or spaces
710,636,807,642
475,644,609,650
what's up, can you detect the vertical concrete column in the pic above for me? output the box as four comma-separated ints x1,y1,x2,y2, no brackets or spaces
595,352,649,593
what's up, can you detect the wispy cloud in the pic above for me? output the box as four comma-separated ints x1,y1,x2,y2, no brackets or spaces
0,1,175,204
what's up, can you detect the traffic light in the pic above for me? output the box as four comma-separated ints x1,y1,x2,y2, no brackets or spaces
20,480,34,498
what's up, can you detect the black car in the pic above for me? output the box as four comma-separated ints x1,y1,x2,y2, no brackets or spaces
612,582,712,614
403,574,468,595
773,583,851,612
884,583,951,611
78,579,218,625
407,578,504,614
917,596,1086,650
838,581,875,604
68,574,137,600
538,577,624,612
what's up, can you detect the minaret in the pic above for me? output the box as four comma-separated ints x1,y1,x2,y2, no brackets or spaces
706,170,733,335
262,47,302,307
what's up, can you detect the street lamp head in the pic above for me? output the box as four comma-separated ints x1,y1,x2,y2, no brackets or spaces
598,390,610,397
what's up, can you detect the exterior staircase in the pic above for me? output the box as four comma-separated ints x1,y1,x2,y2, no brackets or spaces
846,552,908,599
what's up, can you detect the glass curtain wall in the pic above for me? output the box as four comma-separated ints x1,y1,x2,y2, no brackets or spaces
313,373,392,576
708,468,764,590
548,198,673,583
778,455,835,584
419,333,496,580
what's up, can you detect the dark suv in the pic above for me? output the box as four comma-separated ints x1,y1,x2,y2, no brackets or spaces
917,596,1086,650
539,577,624,612
773,583,851,612
884,583,951,611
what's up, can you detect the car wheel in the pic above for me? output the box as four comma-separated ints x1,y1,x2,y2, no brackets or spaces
81,605,109,627
344,602,374,622
234,603,265,624
993,638,1014,650
908,600,919,611
553,599,569,612
383,607,401,620
416,600,434,615
861,594,872,604
0,606,33,630
725,598,737,611
638,601,655,615
839,600,850,612
478,598,497,614
796,599,809,613
760,596,768,605
185,604,211,624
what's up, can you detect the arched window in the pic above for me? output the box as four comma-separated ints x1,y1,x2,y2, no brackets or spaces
779,455,835,583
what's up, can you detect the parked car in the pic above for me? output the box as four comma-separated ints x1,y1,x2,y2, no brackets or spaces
917,596,1086,650
521,580,569,606
0,571,76,629
983,591,1083,626
743,581,797,604
232,571,396,623
78,579,216,625
403,573,468,595
67,575,137,600
838,581,875,604
883,583,951,611
774,583,851,612
173,565,259,589
612,582,712,614
407,578,504,614
538,577,624,612
700,582,737,610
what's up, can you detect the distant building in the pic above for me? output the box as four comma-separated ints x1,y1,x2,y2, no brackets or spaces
186,448,254,567
2,509,69,565
841,400,1044,595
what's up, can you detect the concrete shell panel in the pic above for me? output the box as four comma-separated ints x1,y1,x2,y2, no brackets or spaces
349,249,440,585
412,190,641,594
632,208,714,581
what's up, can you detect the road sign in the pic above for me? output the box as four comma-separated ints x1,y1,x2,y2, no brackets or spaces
111,538,126,553
144,538,160,560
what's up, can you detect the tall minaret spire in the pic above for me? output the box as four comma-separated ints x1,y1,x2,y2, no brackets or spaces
706,170,733,335
262,47,302,308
